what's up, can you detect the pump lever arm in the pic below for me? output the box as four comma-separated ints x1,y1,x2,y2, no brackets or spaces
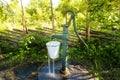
66,10,89,54
64,10,75,28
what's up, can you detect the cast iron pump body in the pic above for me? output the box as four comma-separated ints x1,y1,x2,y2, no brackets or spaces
51,10,88,74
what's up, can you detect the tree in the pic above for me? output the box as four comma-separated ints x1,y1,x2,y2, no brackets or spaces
57,0,87,27
26,0,51,28
85,0,90,40
88,0,120,30
50,0,54,32
20,0,28,34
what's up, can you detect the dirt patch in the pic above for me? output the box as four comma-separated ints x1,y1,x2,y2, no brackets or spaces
0,62,43,80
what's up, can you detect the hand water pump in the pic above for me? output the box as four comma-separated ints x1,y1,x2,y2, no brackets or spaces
51,10,89,75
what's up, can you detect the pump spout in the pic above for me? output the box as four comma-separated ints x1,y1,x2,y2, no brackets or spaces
51,34,68,40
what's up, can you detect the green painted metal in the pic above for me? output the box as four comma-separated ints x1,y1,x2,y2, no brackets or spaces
51,10,89,73
51,23,68,73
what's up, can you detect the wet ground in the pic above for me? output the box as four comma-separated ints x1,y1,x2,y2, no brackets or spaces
0,63,41,80
0,61,97,80
38,60,97,80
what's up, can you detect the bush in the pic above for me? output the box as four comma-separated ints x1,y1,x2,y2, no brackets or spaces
68,39,120,79
17,33,50,62
0,33,50,68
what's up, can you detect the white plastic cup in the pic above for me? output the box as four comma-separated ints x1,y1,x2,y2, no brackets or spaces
46,41,60,59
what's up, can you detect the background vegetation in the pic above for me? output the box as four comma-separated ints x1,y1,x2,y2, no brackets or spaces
0,0,120,79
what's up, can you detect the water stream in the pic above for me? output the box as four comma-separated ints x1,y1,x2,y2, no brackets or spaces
38,60,63,80
48,57,51,74
52,59,55,77
48,57,56,78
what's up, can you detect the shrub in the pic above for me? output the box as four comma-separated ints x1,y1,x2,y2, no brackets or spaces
68,39,120,79
0,33,50,68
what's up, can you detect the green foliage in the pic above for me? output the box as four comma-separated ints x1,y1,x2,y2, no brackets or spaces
1,0,120,30
0,33,50,68
25,0,51,27
68,39,120,79
0,40,17,54
68,43,87,62
88,0,120,29
0,0,120,79
18,33,50,62
57,0,87,28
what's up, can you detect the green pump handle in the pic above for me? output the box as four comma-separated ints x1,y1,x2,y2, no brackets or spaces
65,10,89,54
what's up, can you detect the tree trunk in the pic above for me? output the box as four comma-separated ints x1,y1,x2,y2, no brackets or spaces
86,0,90,41
50,0,54,32
20,0,28,34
